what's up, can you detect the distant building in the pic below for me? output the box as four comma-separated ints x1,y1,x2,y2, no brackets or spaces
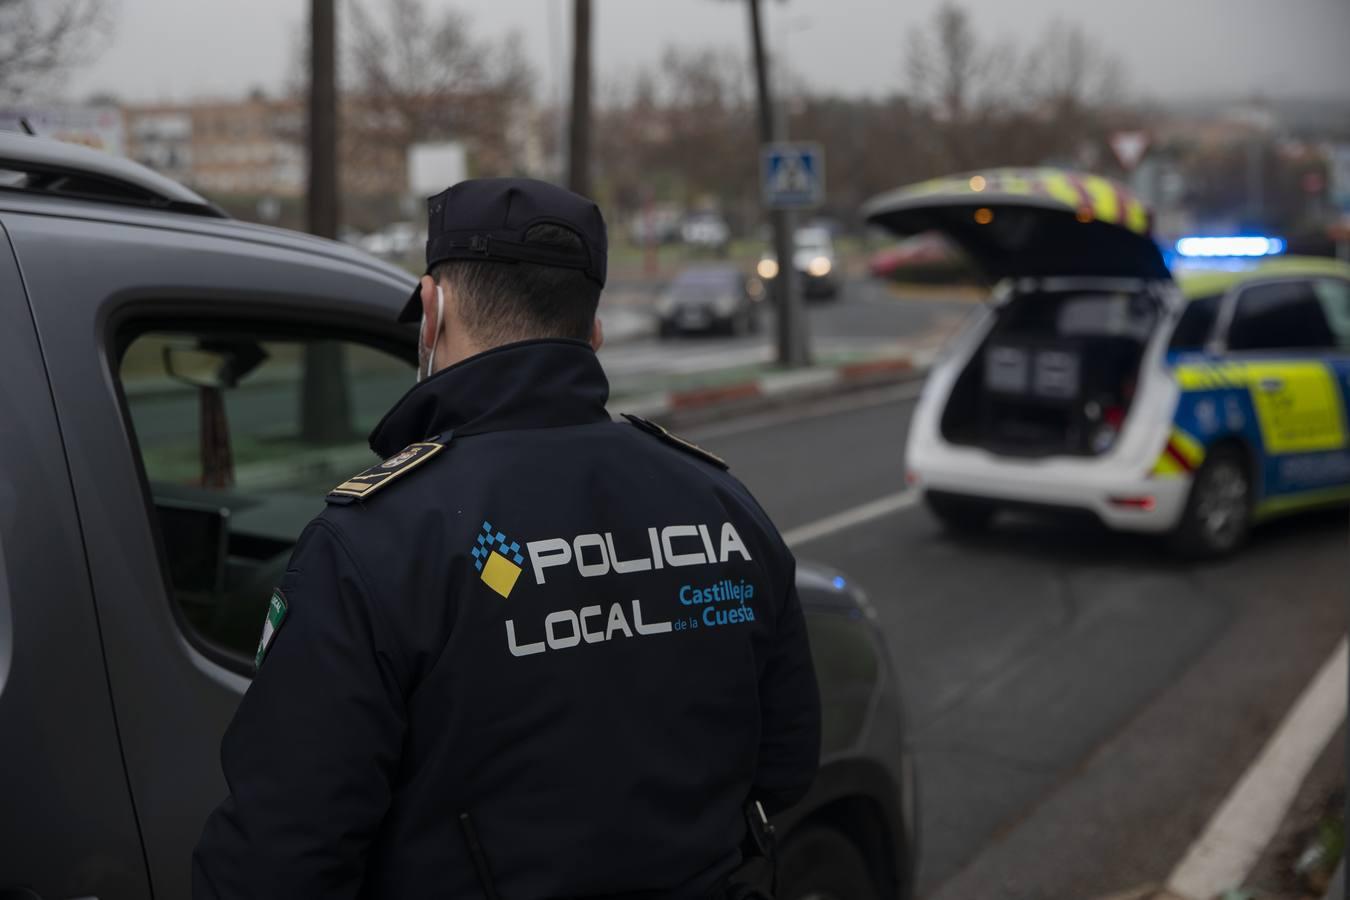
124,97,308,198
0,105,125,155
119,90,540,205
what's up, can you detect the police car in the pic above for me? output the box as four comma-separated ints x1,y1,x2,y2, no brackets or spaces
864,168,1350,555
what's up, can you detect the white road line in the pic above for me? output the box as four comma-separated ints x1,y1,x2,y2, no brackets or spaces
1166,637,1349,900
782,489,921,548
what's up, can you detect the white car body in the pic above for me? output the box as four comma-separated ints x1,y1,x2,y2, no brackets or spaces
875,170,1350,552
861,168,1209,538
906,279,1189,532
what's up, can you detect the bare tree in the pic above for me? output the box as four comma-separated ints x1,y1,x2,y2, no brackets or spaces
905,4,1018,123
0,0,112,101
593,46,756,220
348,0,481,141
904,3,1021,169
345,0,531,155
1026,19,1124,113
1022,18,1125,153
904,3,1127,172
338,0,536,188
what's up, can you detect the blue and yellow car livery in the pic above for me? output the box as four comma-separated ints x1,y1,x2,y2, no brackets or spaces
1160,257,1350,523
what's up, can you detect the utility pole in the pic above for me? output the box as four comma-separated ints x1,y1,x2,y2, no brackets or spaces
307,0,338,240
302,0,351,445
567,0,593,197
747,0,808,368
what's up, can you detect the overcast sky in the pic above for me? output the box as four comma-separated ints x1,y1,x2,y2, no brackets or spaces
65,0,1350,106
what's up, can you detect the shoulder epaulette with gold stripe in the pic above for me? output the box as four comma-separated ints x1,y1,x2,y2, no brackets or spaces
326,437,448,504
622,414,728,470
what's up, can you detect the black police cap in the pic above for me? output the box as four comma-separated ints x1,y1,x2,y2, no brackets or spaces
399,177,608,323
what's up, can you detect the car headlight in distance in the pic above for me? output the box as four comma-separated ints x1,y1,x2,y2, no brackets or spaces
757,258,779,280
807,256,832,277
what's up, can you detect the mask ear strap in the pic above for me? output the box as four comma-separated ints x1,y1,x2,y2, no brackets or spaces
423,286,445,381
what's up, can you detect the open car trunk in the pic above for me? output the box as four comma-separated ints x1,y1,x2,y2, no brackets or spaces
940,287,1161,457
862,168,1174,458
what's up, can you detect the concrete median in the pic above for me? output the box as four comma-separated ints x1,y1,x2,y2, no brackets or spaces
614,349,930,429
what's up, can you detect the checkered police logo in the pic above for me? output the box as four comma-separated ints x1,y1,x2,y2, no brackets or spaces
472,520,526,599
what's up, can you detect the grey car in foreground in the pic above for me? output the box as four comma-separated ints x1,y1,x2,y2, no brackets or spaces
0,133,916,900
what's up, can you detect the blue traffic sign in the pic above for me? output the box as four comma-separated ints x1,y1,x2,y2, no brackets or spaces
761,142,825,210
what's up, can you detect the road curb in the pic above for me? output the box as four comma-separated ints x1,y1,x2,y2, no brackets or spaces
613,352,929,429
670,381,763,410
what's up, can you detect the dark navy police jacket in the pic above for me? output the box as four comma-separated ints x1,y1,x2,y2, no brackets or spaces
193,339,821,900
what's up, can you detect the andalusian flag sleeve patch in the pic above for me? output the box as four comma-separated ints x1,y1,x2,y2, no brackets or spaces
254,589,289,671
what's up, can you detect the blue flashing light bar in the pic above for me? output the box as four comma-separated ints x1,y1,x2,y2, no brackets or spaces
1174,236,1286,258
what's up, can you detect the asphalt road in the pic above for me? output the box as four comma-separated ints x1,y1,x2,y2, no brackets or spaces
675,386,1347,899
599,277,973,394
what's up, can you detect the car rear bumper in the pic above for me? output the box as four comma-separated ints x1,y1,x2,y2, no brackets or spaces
662,309,736,332
802,272,838,296
910,445,1191,533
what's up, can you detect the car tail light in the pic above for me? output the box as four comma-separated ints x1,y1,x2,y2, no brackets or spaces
1108,495,1155,511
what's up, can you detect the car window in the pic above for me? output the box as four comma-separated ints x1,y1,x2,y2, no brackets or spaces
118,328,412,661
672,271,738,291
1168,294,1221,352
1312,278,1350,351
1226,280,1337,352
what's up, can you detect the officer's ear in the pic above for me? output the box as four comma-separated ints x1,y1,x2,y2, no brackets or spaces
419,275,440,347
589,316,603,352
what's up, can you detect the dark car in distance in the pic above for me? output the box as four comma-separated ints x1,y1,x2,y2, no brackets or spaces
0,133,917,900
657,264,764,337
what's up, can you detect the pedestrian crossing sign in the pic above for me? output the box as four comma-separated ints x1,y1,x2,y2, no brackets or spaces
761,142,825,210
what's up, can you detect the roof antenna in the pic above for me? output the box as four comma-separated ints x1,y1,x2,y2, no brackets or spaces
18,118,36,136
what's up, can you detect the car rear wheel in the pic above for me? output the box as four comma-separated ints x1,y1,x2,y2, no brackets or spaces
778,826,880,900
925,491,996,534
1171,446,1251,557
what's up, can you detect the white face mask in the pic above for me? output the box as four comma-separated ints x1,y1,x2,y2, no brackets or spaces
418,285,445,383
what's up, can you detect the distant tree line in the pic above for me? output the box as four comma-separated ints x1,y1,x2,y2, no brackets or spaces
583,3,1128,233
0,0,111,101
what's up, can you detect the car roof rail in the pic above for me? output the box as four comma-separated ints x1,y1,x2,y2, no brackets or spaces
0,130,229,219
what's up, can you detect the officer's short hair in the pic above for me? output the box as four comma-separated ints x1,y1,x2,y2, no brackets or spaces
432,224,601,345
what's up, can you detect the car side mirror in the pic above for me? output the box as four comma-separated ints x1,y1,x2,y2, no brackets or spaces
163,340,267,389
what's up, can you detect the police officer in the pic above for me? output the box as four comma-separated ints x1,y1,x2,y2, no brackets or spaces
193,177,821,900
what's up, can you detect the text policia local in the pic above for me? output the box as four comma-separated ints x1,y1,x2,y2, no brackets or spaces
506,522,758,657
